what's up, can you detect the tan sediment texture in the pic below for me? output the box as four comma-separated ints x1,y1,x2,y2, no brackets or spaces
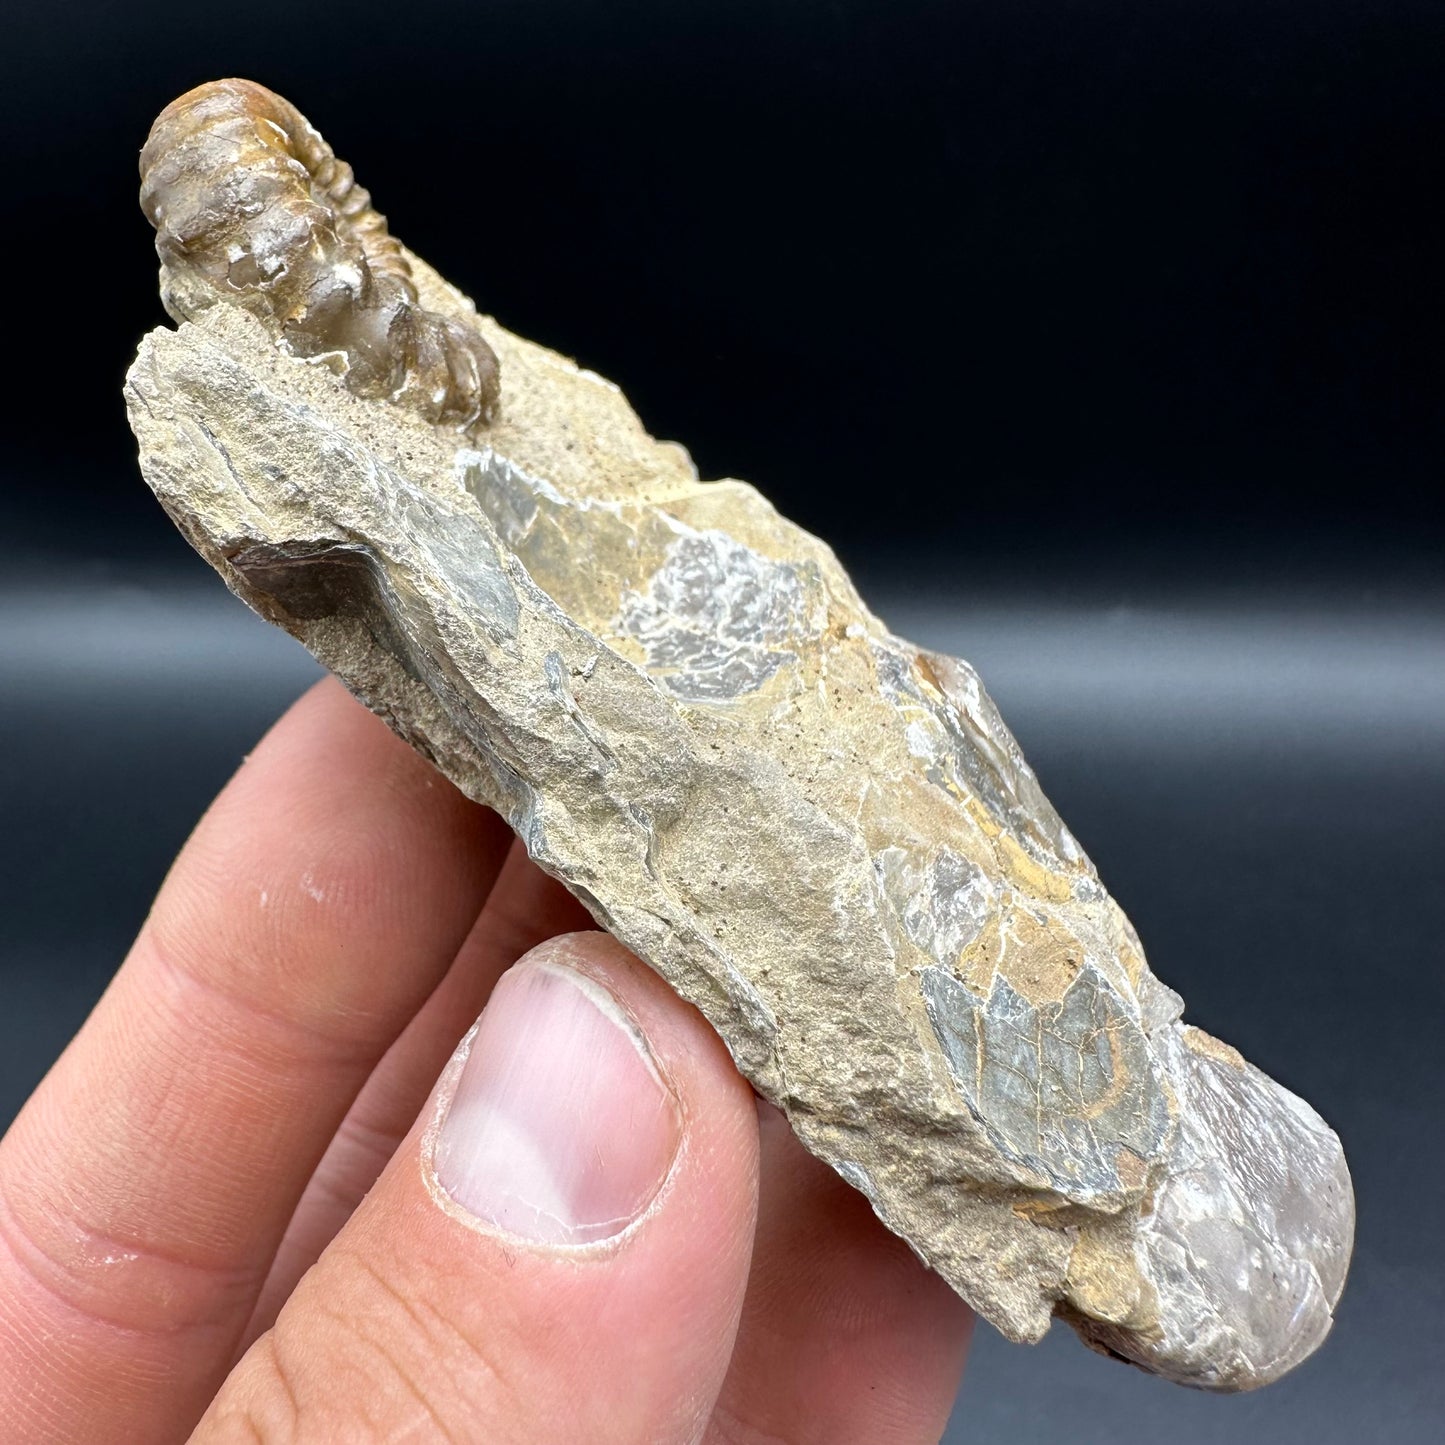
126,80,1353,1391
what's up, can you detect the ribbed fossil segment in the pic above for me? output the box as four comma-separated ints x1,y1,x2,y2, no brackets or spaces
140,80,500,434
920,964,1173,1200
126,81,1353,1392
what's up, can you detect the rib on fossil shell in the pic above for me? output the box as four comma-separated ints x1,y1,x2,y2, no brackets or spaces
126,79,1355,1392
140,78,500,433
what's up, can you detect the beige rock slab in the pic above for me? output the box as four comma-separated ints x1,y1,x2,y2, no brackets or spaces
126,81,1354,1392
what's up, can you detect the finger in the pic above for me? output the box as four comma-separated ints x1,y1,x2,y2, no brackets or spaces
0,679,512,1444
197,933,761,1444
707,1103,973,1444
243,841,594,1344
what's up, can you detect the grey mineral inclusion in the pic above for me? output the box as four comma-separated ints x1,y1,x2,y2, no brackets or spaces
126,79,1355,1392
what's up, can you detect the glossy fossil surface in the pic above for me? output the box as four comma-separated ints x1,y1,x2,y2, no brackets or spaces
126,81,1353,1391
140,79,499,433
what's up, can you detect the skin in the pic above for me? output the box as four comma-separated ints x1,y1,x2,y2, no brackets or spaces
0,678,972,1443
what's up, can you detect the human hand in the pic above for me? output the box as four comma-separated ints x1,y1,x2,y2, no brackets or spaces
0,679,972,1442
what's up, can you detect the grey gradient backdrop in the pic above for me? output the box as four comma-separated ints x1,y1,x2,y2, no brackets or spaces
2,2,1442,1440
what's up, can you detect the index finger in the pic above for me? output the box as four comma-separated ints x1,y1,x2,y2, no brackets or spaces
0,678,511,1444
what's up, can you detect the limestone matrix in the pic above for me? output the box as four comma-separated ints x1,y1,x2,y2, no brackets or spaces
126,80,1354,1391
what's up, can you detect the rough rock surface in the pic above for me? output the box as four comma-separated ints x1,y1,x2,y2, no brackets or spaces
126,81,1353,1392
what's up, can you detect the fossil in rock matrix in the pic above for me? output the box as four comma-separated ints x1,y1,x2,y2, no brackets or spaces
127,79,1354,1391
140,79,499,433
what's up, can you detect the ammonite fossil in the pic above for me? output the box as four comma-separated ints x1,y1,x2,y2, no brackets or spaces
139,78,500,434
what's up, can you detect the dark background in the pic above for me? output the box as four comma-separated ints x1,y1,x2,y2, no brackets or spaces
1,2,1441,1440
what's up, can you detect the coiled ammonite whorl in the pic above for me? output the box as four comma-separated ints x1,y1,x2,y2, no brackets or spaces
140,79,500,433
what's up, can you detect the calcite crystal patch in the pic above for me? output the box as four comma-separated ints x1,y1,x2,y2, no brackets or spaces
126,80,1354,1390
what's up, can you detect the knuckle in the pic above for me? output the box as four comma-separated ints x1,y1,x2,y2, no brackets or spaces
205,1334,302,1444
139,921,381,1072
143,823,417,1062
266,1243,529,1441
275,1255,459,1440
0,1173,253,1340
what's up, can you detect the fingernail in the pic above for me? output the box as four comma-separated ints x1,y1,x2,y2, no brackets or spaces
432,958,681,1245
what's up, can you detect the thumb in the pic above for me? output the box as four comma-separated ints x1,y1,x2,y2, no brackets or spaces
196,933,761,1444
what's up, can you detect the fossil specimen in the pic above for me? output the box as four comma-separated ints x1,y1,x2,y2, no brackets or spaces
140,79,499,433
126,80,1354,1391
